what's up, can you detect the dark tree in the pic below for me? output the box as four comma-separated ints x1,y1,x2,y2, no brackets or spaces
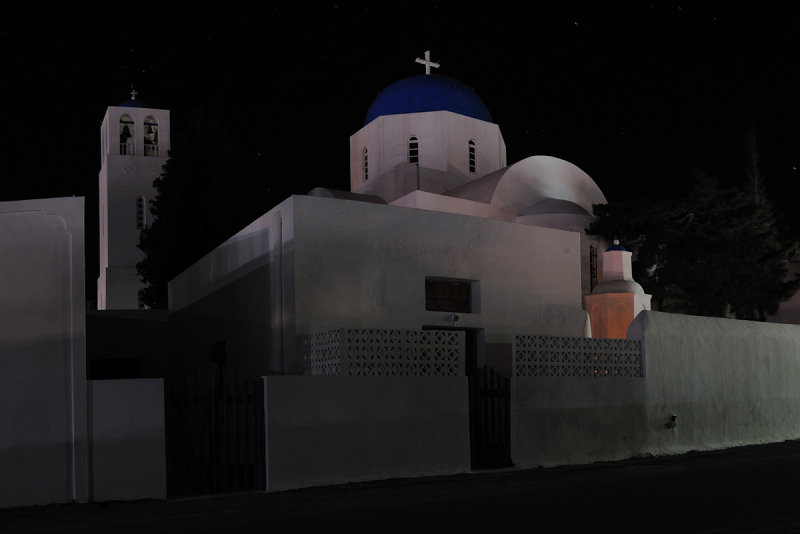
587,169,798,319
137,108,281,308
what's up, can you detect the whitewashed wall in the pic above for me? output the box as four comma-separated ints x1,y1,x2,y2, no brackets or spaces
0,197,87,508
170,195,589,375
634,311,800,453
513,311,800,468
291,195,588,372
262,376,470,492
350,110,506,199
88,379,166,502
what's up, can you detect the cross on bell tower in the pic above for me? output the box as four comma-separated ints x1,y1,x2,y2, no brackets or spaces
415,50,440,75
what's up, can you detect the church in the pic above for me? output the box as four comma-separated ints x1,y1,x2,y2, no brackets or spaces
5,52,800,507
163,53,645,380
92,52,650,380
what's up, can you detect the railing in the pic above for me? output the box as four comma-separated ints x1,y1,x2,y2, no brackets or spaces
119,142,160,156
120,141,135,155
513,335,644,377
299,328,465,377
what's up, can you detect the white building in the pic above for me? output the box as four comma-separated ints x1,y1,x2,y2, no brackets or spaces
0,197,165,508
168,58,611,378
7,54,800,505
162,57,800,493
0,197,88,507
97,92,170,310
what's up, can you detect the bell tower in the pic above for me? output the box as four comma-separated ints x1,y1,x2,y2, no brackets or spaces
97,90,170,309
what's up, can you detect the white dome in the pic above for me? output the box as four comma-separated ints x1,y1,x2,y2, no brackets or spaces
444,155,606,218
490,155,607,216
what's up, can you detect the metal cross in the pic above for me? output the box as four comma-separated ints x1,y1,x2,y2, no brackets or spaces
130,88,138,100
415,50,440,75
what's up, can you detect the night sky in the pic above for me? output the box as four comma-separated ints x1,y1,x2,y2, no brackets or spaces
2,3,799,297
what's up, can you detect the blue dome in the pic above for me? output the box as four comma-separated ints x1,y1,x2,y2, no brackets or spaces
120,99,151,108
607,240,628,251
364,74,493,125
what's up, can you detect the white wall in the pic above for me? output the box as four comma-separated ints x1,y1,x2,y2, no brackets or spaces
88,379,166,501
168,200,285,375
513,376,646,468
170,195,589,375
0,197,87,508
513,311,800,468
262,376,470,492
350,110,506,200
291,195,587,345
633,311,800,453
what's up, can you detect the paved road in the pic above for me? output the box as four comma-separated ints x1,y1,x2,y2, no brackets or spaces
4,440,800,533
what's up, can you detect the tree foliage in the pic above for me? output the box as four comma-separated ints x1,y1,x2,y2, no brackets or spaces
587,169,799,320
137,108,281,308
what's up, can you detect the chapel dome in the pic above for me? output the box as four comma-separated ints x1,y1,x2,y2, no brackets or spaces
119,99,151,108
446,155,606,216
364,74,493,125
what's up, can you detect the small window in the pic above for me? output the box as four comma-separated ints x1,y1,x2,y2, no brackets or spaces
119,114,134,155
408,136,419,164
468,139,476,173
363,147,368,181
426,277,478,313
143,116,159,156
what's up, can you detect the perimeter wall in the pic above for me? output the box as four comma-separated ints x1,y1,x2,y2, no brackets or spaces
513,311,800,468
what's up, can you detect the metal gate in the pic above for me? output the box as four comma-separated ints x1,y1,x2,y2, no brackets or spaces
165,366,266,497
469,365,512,470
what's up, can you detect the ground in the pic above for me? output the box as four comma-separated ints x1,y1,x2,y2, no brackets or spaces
3,440,800,533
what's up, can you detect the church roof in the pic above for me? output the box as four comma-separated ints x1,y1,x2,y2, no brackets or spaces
520,198,592,217
444,155,607,217
364,74,493,125
308,187,387,204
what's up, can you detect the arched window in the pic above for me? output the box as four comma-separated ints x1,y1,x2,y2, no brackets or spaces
408,136,419,164
468,139,476,173
136,195,147,229
119,114,134,155
143,116,159,156
363,147,369,181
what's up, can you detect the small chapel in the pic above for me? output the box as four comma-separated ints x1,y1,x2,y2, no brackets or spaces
160,51,651,379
